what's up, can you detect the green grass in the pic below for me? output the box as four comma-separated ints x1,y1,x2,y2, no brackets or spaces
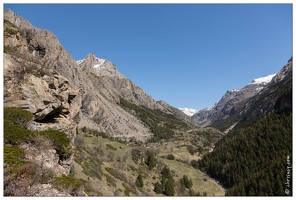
72,128,225,196
106,144,117,151
161,158,224,196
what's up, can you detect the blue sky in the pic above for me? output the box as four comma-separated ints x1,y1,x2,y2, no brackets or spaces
3,3,292,110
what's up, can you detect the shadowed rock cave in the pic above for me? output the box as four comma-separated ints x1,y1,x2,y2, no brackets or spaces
34,106,64,123
34,112,60,123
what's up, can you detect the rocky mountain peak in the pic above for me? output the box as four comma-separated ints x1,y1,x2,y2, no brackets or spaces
77,53,124,78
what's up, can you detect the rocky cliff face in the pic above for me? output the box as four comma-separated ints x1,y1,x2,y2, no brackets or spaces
4,9,81,145
4,8,192,143
78,53,162,110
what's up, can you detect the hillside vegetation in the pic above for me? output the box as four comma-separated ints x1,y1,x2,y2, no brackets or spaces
198,81,292,196
4,108,96,196
4,107,224,196
72,126,225,196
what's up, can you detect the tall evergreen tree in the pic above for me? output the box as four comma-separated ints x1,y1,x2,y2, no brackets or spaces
164,177,175,196
135,174,144,188
154,181,163,194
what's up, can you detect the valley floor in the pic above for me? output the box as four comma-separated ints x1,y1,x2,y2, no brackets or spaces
72,127,225,196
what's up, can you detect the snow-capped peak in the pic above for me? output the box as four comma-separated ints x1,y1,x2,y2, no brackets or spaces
179,108,198,116
76,54,107,69
249,74,276,85
93,58,106,70
76,59,85,65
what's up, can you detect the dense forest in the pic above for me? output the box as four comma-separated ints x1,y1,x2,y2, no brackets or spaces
198,83,292,196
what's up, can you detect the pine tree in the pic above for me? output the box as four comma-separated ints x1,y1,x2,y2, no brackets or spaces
164,177,175,196
179,175,193,189
146,153,157,170
135,174,144,188
274,174,285,196
154,181,163,194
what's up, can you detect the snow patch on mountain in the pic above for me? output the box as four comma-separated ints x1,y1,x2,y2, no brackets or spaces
179,108,198,116
93,58,106,69
228,88,240,93
76,59,85,65
249,74,276,85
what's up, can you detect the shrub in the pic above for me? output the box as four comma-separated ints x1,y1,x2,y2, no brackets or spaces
105,167,127,182
81,126,87,133
167,154,175,160
4,107,33,128
105,173,117,187
190,159,199,169
131,147,144,164
187,145,195,155
4,119,35,144
122,182,136,196
5,27,19,35
4,19,17,28
94,144,105,156
4,162,39,196
39,129,71,160
4,45,16,54
4,145,25,164
53,174,86,196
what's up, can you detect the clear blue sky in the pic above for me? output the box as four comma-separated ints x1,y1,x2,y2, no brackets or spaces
3,3,292,110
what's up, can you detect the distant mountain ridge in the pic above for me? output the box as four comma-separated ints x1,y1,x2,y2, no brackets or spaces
191,73,276,128
178,108,198,116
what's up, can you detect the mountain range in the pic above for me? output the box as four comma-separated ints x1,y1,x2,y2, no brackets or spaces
190,73,276,128
3,8,292,197
179,74,276,117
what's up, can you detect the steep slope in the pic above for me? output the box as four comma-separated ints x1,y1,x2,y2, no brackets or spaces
3,8,214,197
197,59,292,196
212,58,292,131
192,73,276,128
76,53,193,126
4,8,193,143
77,53,159,109
3,8,197,196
